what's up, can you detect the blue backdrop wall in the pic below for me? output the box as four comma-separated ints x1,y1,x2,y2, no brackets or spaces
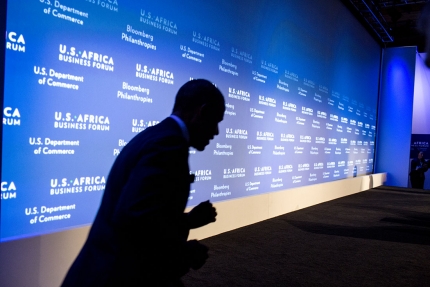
1,0,381,242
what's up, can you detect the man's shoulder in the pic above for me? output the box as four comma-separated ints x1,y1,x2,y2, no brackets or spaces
125,117,187,155
142,117,185,144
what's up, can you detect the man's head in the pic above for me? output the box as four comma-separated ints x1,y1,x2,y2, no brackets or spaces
172,79,225,151
419,151,424,159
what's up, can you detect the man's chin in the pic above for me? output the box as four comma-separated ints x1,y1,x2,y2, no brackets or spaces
192,141,209,151
194,145,206,151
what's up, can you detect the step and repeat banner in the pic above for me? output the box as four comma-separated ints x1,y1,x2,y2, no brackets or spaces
1,0,380,241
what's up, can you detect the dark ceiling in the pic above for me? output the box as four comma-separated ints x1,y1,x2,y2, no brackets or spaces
342,0,429,51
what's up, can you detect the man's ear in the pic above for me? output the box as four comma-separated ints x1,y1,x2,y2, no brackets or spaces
199,104,210,117
195,104,213,122
189,104,206,124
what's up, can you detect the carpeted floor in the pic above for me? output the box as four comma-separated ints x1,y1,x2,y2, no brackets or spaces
182,186,430,286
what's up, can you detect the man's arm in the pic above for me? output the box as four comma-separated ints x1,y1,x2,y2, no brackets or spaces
411,159,418,174
186,200,217,229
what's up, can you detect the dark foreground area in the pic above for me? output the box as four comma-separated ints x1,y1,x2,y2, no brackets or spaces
183,186,430,286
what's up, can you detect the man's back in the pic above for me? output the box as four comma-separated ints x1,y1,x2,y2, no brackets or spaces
62,117,191,286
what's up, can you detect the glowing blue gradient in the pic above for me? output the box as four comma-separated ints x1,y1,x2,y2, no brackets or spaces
1,0,380,241
375,47,416,186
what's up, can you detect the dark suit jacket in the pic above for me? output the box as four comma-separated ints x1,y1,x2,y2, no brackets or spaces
410,158,428,179
62,117,193,287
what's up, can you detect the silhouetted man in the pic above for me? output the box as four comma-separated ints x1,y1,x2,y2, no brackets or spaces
410,151,428,189
62,79,225,287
